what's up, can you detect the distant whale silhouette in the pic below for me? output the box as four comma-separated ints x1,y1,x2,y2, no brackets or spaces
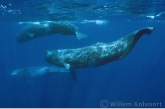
11,66,70,79
45,27,155,70
16,21,87,44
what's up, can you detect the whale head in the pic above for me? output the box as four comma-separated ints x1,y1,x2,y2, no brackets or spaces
11,68,32,79
11,70,18,76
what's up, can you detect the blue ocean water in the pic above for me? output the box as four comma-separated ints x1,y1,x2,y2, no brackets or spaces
0,0,165,108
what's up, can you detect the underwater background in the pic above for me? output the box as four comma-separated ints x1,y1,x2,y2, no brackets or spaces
0,0,165,108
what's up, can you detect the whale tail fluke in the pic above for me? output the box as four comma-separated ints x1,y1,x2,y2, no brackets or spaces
131,27,155,42
135,27,155,37
76,32,89,39
142,27,155,35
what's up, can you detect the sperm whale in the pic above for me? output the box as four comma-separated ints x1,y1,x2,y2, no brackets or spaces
16,21,87,44
11,66,70,79
45,27,155,70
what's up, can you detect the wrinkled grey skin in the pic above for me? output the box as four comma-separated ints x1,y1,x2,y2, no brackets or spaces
45,27,155,70
11,66,70,79
16,22,85,44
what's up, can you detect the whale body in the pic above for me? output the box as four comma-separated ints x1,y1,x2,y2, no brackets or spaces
16,21,87,44
11,66,70,79
45,27,155,70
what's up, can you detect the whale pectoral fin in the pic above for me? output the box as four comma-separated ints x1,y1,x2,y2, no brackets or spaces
64,63,77,82
70,68,77,82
